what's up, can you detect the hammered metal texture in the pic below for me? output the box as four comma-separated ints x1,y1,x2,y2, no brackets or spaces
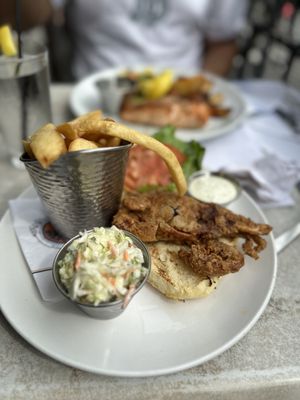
21,143,131,238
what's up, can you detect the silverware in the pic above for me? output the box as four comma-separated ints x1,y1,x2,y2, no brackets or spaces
248,108,300,133
275,222,300,253
275,108,300,134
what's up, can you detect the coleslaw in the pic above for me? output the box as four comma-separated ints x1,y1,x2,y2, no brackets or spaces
58,226,146,305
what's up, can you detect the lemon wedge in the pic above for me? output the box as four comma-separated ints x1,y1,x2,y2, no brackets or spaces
138,69,174,100
0,25,17,56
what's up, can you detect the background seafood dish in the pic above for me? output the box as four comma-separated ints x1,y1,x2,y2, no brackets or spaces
119,69,232,128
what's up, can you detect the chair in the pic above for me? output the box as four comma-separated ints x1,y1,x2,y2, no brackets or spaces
231,0,300,87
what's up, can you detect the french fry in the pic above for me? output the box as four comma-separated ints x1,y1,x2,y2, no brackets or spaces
97,136,121,147
64,137,73,149
70,118,187,195
56,110,102,140
81,131,108,142
22,138,35,159
68,138,98,152
34,112,187,196
98,137,108,147
58,112,121,147
106,136,121,147
30,123,67,168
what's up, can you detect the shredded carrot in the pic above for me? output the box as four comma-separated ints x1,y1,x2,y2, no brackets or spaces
74,251,81,271
123,250,129,261
107,240,117,258
111,247,117,258
108,277,116,286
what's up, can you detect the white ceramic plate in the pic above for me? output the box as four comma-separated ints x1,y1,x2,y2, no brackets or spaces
69,67,247,142
0,187,276,377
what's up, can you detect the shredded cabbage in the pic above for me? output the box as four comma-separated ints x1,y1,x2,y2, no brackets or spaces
58,226,146,305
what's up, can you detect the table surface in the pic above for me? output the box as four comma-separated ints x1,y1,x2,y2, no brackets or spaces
0,84,299,400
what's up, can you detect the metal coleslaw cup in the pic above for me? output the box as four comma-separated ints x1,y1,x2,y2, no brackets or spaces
52,229,151,319
20,142,131,238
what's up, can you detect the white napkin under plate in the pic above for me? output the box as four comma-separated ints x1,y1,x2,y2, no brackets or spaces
9,198,64,302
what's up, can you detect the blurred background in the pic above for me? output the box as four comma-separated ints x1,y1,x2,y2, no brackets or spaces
17,0,300,88
230,0,300,88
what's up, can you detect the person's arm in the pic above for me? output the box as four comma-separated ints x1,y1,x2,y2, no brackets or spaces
202,39,237,77
0,0,53,30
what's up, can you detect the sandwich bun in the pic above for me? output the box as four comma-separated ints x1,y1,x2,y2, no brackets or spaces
147,242,219,300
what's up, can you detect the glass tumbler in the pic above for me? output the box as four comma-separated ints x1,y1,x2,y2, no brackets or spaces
0,41,52,168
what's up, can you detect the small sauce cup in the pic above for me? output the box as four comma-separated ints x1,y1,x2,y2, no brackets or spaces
95,76,134,114
188,170,241,206
52,229,151,319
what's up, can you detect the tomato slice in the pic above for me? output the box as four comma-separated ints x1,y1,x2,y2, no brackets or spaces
125,144,186,191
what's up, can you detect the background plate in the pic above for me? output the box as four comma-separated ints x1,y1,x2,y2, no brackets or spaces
69,68,247,142
0,187,276,377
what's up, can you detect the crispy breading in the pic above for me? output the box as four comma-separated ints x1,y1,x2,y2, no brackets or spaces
113,191,272,260
113,191,272,297
178,240,245,277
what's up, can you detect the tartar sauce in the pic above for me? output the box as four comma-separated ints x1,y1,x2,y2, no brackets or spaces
188,173,238,204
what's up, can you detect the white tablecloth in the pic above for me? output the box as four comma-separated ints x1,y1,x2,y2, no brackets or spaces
204,80,300,207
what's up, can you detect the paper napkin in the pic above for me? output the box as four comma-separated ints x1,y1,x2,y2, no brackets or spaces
203,80,300,207
221,152,300,208
9,198,64,302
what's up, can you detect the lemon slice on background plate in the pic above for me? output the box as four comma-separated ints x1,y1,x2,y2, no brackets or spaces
138,69,174,99
0,25,17,56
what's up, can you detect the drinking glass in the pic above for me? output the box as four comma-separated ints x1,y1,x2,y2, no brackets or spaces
0,41,52,168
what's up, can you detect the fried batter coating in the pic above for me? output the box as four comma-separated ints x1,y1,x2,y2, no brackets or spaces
178,239,245,277
113,191,272,261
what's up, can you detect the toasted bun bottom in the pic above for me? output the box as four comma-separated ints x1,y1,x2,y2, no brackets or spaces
147,242,219,300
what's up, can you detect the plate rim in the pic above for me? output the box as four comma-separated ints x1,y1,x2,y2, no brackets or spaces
0,187,277,377
69,67,248,142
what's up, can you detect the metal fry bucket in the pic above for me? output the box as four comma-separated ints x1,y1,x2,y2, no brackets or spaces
20,143,131,238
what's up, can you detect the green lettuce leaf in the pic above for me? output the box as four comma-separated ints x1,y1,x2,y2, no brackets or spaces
137,183,176,193
153,125,205,178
